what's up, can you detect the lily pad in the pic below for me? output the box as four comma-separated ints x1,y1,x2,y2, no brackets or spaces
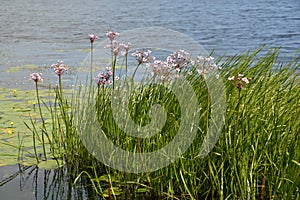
5,64,40,73
0,155,19,167
37,159,65,170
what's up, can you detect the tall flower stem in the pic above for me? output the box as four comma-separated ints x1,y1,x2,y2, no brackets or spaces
35,82,47,160
88,33,98,84
112,56,117,89
90,42,94,84
58,75,63,98
125,53,128,76
235,88,241,132
97,84,101,120
132,63,141,80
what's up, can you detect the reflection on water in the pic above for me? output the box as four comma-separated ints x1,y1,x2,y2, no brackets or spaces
0,165,100,200
0,0,299,88
0,164,154,199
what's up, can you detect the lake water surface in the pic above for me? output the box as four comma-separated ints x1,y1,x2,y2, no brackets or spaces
0,0,299,88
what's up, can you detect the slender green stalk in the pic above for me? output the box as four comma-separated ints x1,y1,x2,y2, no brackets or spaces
132,63,141,80
58,75,63,98
90,42,94,84
22,47,299,199
112,56,117,89
125,53,128,76
35,81,47,160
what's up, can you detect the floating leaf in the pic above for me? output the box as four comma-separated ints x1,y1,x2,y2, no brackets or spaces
0,156,18,167
37,159,65,170
5,64,39,73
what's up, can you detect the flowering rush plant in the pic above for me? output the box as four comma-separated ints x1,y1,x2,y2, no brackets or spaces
88,33,98,43
90,30,222,86
51,60,68,76
30,73,43,83
94,67,119,86
228,73,250,90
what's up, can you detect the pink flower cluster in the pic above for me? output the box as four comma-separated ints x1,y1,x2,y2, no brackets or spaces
195,55,220,75
166,50,190,69
51,60,68,76
105,40,121,56
146,60,171,81
120,42,132,56
131,50,154,65
106,31,120,41
94,67,119,86
143,50,192,82
88,33,99,43
104,31,132,57
228,73,250,90
30,73,43,83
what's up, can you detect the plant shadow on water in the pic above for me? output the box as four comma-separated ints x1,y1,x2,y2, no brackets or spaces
0,164,102,200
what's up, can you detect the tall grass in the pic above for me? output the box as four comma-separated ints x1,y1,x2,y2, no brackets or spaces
27,47,299,199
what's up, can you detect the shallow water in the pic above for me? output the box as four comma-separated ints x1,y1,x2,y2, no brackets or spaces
0,0,299,88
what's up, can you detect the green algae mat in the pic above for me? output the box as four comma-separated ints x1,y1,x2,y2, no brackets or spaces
0,87,60,167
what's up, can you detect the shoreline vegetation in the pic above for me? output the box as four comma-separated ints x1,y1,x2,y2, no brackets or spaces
0,31,299,199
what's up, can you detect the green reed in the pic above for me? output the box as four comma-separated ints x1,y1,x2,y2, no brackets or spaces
26,47,299,199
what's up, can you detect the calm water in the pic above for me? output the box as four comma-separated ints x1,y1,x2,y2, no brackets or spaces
0,0,299,199
0,0,299,88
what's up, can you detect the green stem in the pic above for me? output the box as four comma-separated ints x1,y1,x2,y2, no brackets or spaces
125,53,128,76
236,89,241,131
35,82,47,160
132,63,141,80
59,75,63,98
97,84,101,120
90,42,94,84
112,56,117,90
32,125,39,163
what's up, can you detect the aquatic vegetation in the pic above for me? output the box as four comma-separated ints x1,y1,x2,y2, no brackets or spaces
131,50,154,79
5,64,40,73
0,31,299,199
88,33,99,81
0,87,53,167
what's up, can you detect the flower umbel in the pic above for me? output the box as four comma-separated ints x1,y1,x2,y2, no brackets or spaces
120,42,132,56
105,40,122,56
131,50,153,65
106,31,120,41
88,33,99,43
196,55,219,76
166,50,191,69
94,67,118,86
228,73,250,90
30,73,43,83
51,60,68,76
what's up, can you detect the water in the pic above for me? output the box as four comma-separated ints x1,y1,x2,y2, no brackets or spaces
0,0,299,199
0,0,299,88
0,165,102,200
